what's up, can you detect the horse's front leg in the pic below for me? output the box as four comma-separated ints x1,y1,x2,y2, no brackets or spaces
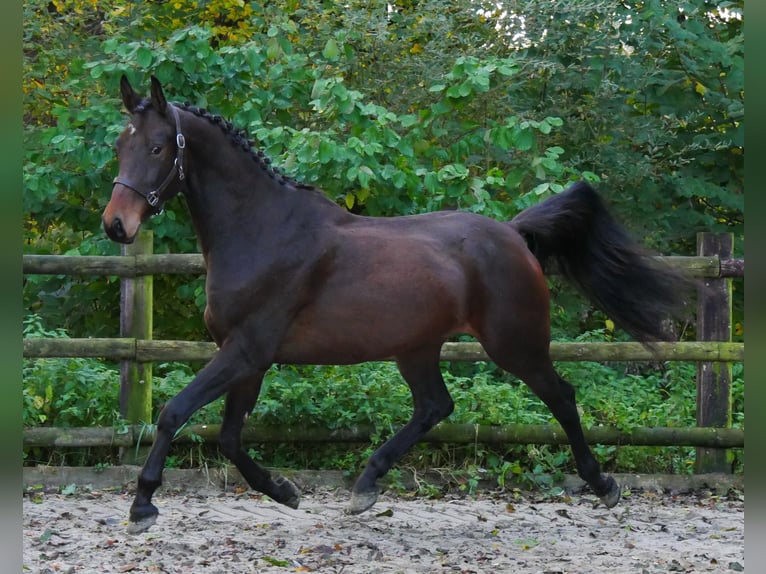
128,344,263,534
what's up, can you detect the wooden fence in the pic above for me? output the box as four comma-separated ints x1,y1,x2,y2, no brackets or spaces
22,231,744,473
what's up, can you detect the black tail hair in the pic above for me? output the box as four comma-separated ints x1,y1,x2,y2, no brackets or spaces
510,181,688,343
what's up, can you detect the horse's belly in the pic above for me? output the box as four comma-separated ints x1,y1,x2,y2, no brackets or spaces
274,292,465,365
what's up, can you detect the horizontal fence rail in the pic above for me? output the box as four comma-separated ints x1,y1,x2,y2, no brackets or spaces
22,253,745,278
23,422,744,450
22,253,207,276
23,338,745,363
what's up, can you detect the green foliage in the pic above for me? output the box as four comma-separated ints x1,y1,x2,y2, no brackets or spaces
22,315,121,429
503,0,745,251
23,314,123,466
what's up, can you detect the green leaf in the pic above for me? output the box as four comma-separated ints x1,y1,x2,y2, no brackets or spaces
323,38,340,60
581,171,601,183
513,129,535,151
399,114,419,127
423,172,439,193
488,127,513,150
504,168,525,190
266,37,282,60
318,140,334,164
356,165,374,187
262,556,289,567
496,61,518,76
531,182,550,195
136,46,153,69
437,164,469,181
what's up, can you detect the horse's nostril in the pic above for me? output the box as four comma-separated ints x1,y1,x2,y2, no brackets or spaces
106,216,126,241
113,217,125,237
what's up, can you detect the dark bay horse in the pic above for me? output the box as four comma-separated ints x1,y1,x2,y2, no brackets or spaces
103,76,684,534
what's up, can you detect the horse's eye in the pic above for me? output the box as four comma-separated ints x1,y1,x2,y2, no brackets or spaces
150,146,162,155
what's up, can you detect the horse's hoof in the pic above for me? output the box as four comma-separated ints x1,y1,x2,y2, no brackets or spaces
127,513,157,535
283,493,300,509
274,476,301,509
599,476,621,509
346,488,379,515
128,501,159,534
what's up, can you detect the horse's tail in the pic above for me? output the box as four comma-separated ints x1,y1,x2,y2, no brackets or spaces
509,181,688,343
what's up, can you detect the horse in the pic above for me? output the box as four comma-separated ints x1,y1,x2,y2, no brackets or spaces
102,75,685,534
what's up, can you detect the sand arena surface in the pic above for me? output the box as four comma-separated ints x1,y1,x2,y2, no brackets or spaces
23,483,743,573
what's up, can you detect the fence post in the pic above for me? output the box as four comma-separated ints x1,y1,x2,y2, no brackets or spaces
695,232,733,474
119,229,153,465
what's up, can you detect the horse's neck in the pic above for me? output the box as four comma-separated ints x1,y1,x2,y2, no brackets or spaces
186,174,282,248
176,111,356,261
180,127,345,260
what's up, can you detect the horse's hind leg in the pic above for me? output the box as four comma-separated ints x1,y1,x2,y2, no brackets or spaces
485,344,620,508
529,367,619,506
217,373,300,509
348,344,454,514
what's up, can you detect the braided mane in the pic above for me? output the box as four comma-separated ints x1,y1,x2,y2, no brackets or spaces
135,98,315,191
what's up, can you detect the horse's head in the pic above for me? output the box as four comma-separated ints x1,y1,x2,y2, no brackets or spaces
102,75,186,243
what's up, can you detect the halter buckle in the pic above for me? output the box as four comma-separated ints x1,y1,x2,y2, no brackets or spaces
175,158,185,181
146,190,160,207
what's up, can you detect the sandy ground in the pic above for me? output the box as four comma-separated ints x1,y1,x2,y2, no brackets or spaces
23,482,744,574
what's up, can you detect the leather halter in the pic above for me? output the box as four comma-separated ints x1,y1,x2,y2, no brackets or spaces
112,104,186,215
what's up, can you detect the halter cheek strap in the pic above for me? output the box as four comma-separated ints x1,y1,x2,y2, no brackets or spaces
113,104,186,215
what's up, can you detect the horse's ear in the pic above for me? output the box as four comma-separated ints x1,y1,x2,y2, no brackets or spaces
149,75,168,115
120,74,142,114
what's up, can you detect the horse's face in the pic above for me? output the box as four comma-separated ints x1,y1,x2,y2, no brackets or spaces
102,75,181,244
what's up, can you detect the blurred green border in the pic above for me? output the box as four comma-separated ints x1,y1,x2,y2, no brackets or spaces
3,3,22,571
745,0,764,562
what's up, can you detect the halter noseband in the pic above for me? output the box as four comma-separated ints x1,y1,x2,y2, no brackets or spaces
113,104,186,215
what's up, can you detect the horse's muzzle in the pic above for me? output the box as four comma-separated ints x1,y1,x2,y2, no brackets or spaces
103,216,134,244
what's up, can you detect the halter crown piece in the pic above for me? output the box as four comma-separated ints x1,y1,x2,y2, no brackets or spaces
113,104,186,215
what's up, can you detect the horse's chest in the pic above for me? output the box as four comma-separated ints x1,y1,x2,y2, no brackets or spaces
202,270,306,344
